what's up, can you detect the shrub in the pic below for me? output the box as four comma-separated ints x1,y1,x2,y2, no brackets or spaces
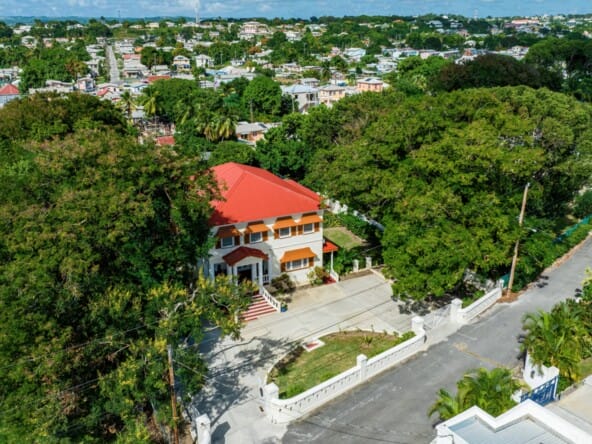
307,266,328,286
573,191,592,219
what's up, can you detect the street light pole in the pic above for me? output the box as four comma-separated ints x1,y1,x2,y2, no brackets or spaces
507,182,530,296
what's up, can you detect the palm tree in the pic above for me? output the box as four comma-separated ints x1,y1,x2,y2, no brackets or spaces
428,388,469,421
118,91,135,122
522,302,587,384
459,368,521,417
429,367,521,421
203,113,236,142
140,89,161,124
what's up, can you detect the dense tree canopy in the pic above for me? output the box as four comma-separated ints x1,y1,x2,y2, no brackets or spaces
436,54,562,92
305,87,592,299
0,95,252,441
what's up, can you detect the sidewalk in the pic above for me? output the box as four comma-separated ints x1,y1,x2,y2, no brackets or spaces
192,272,416,443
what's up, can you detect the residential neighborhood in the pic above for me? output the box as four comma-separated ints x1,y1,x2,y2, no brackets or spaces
1,6,592,444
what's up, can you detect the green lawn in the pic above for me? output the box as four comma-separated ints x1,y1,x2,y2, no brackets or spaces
268,330,414,399
324,227,363,250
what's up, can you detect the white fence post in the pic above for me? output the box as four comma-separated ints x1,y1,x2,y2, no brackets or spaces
357,354,368,382
196,414,211,444
352,259,359,273
264,383,280,422
365,256,372,269
411,316,425,336
450,298,464,324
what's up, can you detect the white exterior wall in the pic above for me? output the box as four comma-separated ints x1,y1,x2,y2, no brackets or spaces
208,211,324,286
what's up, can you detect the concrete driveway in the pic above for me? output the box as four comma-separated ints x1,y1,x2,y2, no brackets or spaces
193,271,416,444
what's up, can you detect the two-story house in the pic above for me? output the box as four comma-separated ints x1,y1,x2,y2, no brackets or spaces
204,162,326,288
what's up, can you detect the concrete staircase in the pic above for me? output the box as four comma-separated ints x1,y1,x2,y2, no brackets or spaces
240,294,278,322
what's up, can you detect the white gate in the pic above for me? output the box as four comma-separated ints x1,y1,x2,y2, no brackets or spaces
423,304,451,331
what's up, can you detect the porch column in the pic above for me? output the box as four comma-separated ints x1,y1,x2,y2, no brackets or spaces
257,261,263,287
226,265,232,276
330,251,334,271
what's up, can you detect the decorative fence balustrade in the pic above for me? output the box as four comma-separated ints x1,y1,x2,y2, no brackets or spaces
263,317,426,424
451,283,503,325
259,285,282,312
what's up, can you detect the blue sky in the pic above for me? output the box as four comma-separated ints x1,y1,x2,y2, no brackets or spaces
1,0,591,19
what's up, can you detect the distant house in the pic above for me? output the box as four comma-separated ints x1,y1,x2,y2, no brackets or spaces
235,122,274,145
172,55,191,72
356,77,384,93
281,84,319,113
195,54,213,68
343,47,366,62
0,83,19,107
204,162,330,287
318,85,346,107
75,76,95,93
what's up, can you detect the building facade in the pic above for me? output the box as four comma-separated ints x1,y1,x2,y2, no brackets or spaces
205,163,325,287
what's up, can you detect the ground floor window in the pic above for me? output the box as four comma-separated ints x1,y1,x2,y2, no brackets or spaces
214,263,228,276
285,258,313,271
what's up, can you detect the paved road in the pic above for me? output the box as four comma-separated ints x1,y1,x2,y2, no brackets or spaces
283,238,592,443
106,45,119,83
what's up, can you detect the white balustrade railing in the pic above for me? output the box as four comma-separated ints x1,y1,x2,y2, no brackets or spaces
329,269,340,282
260,285,282,312
264,317,426,424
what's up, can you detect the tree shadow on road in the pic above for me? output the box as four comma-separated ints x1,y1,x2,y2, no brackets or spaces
191,330,296,441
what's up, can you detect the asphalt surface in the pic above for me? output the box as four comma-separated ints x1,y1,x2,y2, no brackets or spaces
106,45,119,83
283,237,592,444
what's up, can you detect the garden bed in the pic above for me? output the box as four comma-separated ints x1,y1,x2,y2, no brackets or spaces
268,330,413,399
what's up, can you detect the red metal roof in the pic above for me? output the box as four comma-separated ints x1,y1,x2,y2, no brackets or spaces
210,163,321,226
0,84,19,96
156,135,175,146
147,75,171,83
323,239,339,254
223,246,269,266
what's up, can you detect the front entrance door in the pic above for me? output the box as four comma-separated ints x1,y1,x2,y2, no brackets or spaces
236,264,252,283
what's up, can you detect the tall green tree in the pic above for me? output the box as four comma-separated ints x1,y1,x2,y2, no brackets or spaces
242,75,283,120
0,96,252,442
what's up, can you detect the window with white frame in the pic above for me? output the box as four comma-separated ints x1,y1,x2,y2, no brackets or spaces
220,236,235,248
249,232,263,243
285,258,309,271
302,223,314,234
278,227,291,238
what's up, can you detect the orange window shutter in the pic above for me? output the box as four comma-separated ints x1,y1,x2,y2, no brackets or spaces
235,235,240,245
216,239,221,248
281,262,286,272
291,226,297,236
274,230,279,239
315,222,320,232
308,257,314,267
263,231,268,241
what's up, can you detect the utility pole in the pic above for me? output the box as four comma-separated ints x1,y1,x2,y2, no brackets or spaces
507,182,530,296
167,345,180,444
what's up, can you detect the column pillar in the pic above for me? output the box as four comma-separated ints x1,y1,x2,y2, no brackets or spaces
450,298,463,324
257,261,263,287
357,354,368,382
